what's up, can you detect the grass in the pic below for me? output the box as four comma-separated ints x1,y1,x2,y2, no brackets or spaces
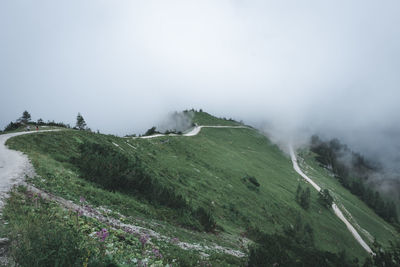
3,111,398,264
298,150,399,247
128,127,371,259
2,186,138,266
1,186,242,266
190,111,242,126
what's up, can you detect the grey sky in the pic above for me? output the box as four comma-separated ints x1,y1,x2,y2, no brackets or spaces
1,1,400,170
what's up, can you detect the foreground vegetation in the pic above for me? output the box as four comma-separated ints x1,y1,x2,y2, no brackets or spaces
1,186,242,266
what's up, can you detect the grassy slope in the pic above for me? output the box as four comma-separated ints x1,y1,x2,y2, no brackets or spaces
190,111,242,126
298,150,399,247
5,112,398,262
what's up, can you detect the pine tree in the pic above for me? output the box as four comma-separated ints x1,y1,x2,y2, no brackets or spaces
20,110,31,124
318,189,333,208
296,184,302,202
144,126,158,136
385,201,398,223
300,188,311,210
304,223,314,245
75,113,87,130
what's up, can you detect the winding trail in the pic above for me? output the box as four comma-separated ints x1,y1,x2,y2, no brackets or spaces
140,127,375,255
288,145,374,255
0,130,59,209
0,128,246,257
1,127,375,256
136,125,248,139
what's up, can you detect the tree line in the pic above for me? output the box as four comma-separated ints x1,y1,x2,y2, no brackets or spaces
310,135,398,225
246,215,360,267
2,110,90,132
296,184,311,210
247,214,400,266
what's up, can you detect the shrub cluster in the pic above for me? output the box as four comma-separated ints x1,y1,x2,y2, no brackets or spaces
73,142,216,232
365,240,400,267
144,126,160,136
248,176,260,187
73,142,186,207
296,184,311,210
318,189,334,208
4,121,21,131
193,207,216,232
247,218,359,267
242,175,260,192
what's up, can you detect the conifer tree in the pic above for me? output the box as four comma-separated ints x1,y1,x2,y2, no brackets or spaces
75,113,87,130
20,110,31,124
318,189,333,208
296,184,302,202
300,187,311,210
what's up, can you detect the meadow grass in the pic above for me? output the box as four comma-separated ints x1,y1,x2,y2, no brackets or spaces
298,150,399,246
5,112,397,263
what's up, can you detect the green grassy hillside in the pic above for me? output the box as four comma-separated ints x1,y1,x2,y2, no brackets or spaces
189,111,241,126
298,150,398,248
3,111,399,265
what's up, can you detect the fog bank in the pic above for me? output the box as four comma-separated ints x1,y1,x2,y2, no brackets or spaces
1,1,399,173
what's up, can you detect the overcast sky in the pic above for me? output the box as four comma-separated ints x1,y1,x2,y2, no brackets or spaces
1,1,399,170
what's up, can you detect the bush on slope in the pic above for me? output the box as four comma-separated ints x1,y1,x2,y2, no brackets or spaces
73,141,216,232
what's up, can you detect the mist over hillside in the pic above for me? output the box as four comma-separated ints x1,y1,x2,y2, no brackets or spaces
1,1,400,177
2,1,400,266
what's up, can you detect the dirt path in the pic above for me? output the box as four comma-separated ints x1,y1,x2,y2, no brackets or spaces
0,130,59,209
288,145,374,255
136,125,248,139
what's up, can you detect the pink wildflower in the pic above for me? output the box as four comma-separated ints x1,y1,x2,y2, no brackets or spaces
96,228,109,242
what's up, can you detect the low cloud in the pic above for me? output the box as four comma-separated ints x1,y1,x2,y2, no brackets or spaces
156,111,194,133
1,1,400,176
